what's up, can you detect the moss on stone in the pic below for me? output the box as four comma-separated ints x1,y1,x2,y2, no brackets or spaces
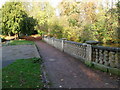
93,63,108,72
108,67,120,76
85,60,93,67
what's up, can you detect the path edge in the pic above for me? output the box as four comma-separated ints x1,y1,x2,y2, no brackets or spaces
34,43,50,88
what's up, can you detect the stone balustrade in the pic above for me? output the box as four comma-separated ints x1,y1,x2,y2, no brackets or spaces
63,41,87,61
43,37,120,75
92,45,120,69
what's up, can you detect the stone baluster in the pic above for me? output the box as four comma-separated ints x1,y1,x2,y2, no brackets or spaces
84,46,86,58
78,45,81,56
76,45,79,56
80,46,82,57
82,46,84,57
95,49,99,63
103,50,109,66
84,46,86,59
73,44,76,55
76,45,78,56
83,46,85,58
80,45,82,57
73,44,75,55
99,50,104,64
79,46,81,56
82,46,84,58
67,43,70,53
109,51,116,68
81,45,83,56
67,43,69,52
115,52,120,68
72,44,75,55
92,48,96,62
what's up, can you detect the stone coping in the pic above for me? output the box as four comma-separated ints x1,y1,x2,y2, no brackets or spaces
92,45,120,52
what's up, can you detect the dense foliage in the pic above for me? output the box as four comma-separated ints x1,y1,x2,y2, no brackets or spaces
56,0,119,43
25,0,119,44
1,0,119,44
1,2,36,38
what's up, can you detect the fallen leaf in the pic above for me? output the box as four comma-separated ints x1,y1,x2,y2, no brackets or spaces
105,83,109,85
59,85,62,88
60,79,64,82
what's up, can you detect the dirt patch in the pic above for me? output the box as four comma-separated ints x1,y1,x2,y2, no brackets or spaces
21,35,42,41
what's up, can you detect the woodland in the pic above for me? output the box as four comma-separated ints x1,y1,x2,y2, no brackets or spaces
1,0,120,45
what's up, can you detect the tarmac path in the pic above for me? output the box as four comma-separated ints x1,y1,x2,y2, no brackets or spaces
35,41,119,88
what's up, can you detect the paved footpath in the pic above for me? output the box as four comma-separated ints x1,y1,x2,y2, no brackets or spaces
35,41,119,88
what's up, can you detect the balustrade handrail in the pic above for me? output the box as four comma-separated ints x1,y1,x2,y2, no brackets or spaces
64,40,87,46
92,45,120,52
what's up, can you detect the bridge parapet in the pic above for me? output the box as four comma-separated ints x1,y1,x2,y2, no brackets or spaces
43,37,120,75
92,45,120,68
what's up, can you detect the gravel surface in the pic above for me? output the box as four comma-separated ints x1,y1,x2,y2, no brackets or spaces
2,45,40,68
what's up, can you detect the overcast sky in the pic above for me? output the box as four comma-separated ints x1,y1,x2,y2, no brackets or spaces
0,0,62,8
0,0,118,8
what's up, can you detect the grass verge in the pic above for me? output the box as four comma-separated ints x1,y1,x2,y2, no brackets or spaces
2,58,44,88
8,40,34,45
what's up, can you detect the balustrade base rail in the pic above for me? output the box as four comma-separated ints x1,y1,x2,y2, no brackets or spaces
43,37,120,76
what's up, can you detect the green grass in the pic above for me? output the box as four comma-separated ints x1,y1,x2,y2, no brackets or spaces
8,40,34,45
2,58,44,88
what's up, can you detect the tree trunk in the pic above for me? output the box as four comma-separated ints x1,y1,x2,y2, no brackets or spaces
15,34,19,40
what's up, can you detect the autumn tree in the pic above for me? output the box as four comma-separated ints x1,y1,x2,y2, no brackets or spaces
24,2,55,36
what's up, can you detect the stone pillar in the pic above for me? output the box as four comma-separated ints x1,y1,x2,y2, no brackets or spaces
86,44,92,61
61,38,67,52
85,40,100,62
